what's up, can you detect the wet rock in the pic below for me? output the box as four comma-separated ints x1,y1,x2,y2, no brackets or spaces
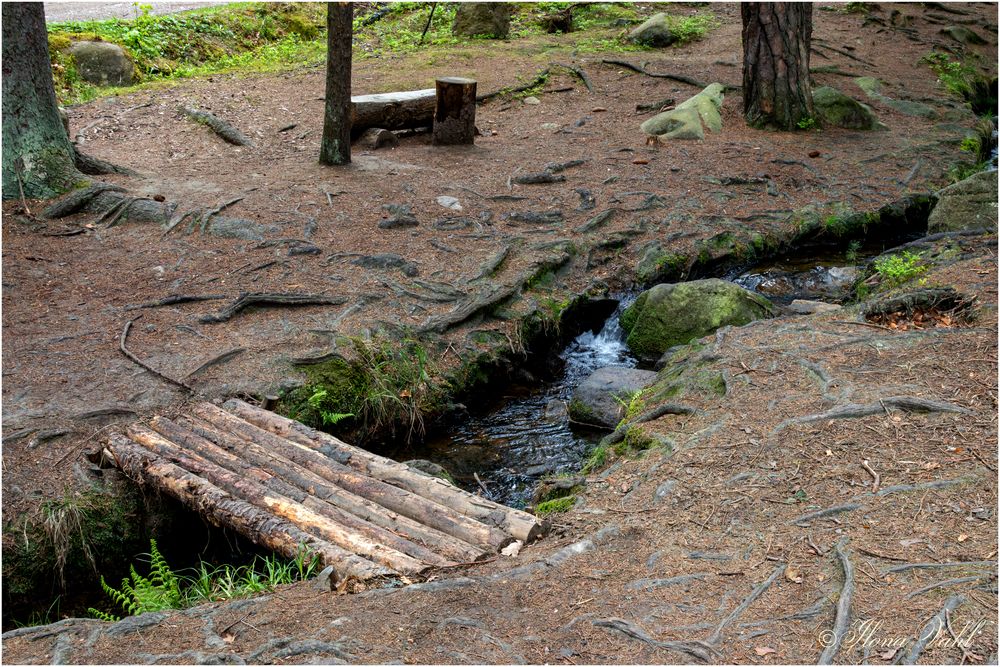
641,83,724,141
379,204,418,229
621,279,775,361
69,41,136,86
626,13,677,47
927,170,998,233
543,399,568,420
452,2,512,38
351,253,419,276
813,86,883,130
569,367,658,428
403,459,455,485
788,299,842,315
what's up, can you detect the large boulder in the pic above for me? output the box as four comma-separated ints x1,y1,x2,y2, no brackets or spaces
641,83,725,141
569,367,658,428
813,86,882,130
927,171,999,233
452,3,511,39
68,41,136,86
626,13,677,47
621,279,775,361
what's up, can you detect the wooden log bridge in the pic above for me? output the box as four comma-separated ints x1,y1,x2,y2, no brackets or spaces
105,399,547,588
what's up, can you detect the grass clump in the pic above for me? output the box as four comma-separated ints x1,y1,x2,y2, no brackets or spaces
872,251,928,289
535,495,576,516
580,444,609,474
920,52,997,116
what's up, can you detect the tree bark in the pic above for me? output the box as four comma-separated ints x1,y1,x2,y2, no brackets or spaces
433,77,477,146
741,3,814,130
223,398,548,543
156,415,487,564
351,90,436,137
319,2,353,166
191,403,514,550
2,3,83,199
106,433,394,585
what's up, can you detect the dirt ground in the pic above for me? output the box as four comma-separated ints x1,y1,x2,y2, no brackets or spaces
2,2,997,663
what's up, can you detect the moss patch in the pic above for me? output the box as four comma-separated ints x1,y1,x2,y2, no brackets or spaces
535,495,576,516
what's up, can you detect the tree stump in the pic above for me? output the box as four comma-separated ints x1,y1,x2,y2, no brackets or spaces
433,77,477,146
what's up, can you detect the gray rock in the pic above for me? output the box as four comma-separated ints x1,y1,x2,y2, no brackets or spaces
813,86,883,130
569,366,658,428
68,41,136,86
105,611,169,637
452,2,512,38
641,83,724,141
626,13,677,47
314,564,336,591
403,459,455,484
941,25,988,45
788,299,842,315
621,279,775,362
927,170,998,233
853,77,937,119
543,399,568,420
653,479,677,502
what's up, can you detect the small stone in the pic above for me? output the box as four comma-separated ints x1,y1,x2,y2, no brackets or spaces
788,299,841,315
808,150,820,158
523,96,541,105
540,122,560,130
435,195,462,211
501,540,523,557
314,565,335,591
153,194,166,202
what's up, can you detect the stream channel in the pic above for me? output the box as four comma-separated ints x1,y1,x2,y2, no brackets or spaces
413,236,921,509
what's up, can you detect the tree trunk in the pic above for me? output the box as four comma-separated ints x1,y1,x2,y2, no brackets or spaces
107,433,394,586
741,3,814,131
319,2,353,166
223,398,548,543
433,77,478,146
2,3,83,199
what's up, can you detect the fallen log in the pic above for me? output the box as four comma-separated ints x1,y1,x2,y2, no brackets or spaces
126,424,432,575
180,106,254,146
106,433,392,585
191,403,514,550
152,415,483,564
222,399,547,543
352,90,436,138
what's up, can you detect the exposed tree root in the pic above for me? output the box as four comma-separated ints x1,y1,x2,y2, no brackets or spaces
791,503,864,526
551,62,594,92
199,293,348,324
818,538,855,664
184,347,246,379
42,183,126,219
73,147,137,176
705,564,786,647
180,106,254,146
774,395,971,431
883,561,997,576
905,576,989,599
599,403,698,448
599,59,740,91
477,68,552,103
899,595,965,664
119,316,195,393
125,294,227,310
592,618,717,662
863,287,976,322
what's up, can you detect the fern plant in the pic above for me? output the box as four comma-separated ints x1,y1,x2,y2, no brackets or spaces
307,388,354,426
88,539,182,621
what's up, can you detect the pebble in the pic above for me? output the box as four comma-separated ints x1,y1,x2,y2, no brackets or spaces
522,96,541,105
808,150,821,158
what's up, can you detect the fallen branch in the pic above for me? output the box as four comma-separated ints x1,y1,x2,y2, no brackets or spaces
125,294,227,310
818,538,854,664
119,316,194,393
600,59,740,91
477,68,552,103
774,395,971,431
199,293,348,324
180,106,254,146
900,595,965,664
184,347,246,379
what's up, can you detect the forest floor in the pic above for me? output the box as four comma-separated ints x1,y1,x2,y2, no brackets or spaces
2,2,998,664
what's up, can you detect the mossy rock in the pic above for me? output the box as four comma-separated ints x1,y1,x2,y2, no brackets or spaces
927,170,998,233
625,12,677,47
812,85,883,130
620,279,775,361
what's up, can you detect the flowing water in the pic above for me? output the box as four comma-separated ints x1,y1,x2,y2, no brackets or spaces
419,300,638,508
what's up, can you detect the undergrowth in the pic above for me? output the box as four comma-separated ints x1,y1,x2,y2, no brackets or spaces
88,540,318,621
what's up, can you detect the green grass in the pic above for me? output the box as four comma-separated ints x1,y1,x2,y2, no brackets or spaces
581,444,609,474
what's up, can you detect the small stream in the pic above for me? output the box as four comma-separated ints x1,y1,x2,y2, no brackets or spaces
418,244,900,508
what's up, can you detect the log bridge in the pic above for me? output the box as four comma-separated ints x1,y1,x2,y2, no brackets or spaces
104,399,547,588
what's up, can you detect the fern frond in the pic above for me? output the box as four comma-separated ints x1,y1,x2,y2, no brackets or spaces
88,607,120,622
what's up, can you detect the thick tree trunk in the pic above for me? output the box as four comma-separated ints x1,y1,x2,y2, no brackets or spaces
224,399,548,543
107,433,394,585
2,3,83,199
320,2,353,165
741,3,814,131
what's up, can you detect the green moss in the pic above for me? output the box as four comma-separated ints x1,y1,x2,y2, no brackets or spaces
535,495,576,516
580,444,609,474
568,397,600,424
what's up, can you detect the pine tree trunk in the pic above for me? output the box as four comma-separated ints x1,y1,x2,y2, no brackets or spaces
319,2,353,166
2,2,82,199
741,3,814,131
